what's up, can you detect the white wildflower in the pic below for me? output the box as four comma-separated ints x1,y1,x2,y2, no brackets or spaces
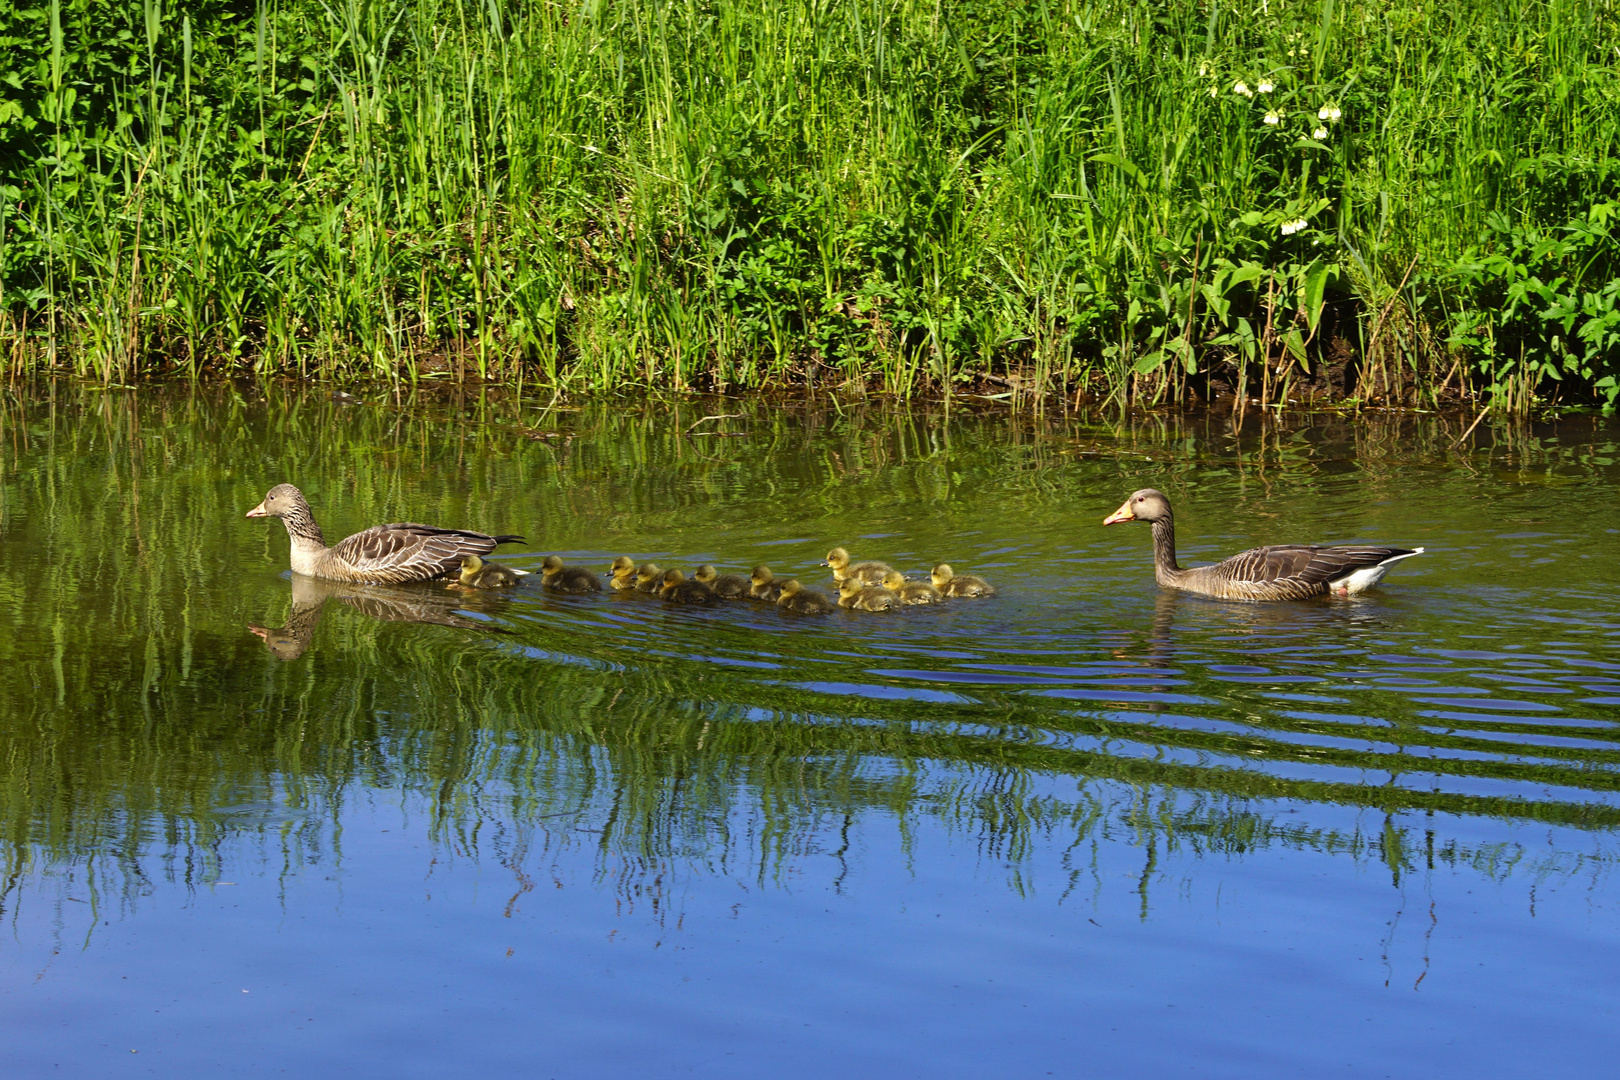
1257,81,1274,94
1263,110,1282,125
1280,218,1308,236
1313,126,1328,140
1317,103,1342,122
1234,81,1253,98
1198,61,1209,77
1210,86,1220,98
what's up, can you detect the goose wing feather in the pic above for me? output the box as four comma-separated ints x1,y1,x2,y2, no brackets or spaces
329,523,509,584
1208,544,1418,599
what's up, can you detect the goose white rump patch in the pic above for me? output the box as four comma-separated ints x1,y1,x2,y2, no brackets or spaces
1329,547,1425,596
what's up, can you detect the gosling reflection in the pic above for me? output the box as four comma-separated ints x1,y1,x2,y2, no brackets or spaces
248,574,510,660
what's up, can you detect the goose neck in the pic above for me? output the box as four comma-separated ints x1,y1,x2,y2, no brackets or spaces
280,503,326,548
1150,516,1184,586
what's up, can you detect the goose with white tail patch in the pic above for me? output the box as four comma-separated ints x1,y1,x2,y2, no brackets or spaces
1103,488,1423,601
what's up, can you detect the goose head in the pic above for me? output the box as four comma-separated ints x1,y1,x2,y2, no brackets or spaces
245,483,305,519
1103,489,1173,526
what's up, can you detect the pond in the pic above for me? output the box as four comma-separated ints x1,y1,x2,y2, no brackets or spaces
2,386,1618,1077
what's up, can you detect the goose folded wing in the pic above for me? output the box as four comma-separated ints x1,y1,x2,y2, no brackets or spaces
1219,545,1330,584
1225,545,1400,584
331,523,500,583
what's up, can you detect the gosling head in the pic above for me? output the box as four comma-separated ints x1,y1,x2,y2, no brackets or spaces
541,555,564,578
635,563,662,585
661,568,685,588
930,563,954,588
838,577,864,598
693,565,718,584
609,555,635,575
824,547,851,570
882,569,906,591
750,565,774,586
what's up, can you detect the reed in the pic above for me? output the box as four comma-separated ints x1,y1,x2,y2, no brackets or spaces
2,0,1618,410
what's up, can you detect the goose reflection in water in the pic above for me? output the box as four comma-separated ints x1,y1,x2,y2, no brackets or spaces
1126,586,1403,673
248,573,512,660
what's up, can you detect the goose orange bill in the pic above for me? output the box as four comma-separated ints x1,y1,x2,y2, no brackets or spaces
245,500,268,518
1102,499,1135,525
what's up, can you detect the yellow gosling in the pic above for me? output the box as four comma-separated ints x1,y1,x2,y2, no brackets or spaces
608,556,638,590
837,576,900,611
883,568,943,605
540,555,603,593
694,564,751,598
931,563,995,598
458,553,526,589
776,579,835,614
749,565,785,602
824,546,892,585
659,568,719,604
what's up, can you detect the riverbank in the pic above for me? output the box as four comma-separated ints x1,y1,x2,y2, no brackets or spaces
4,0,1618,411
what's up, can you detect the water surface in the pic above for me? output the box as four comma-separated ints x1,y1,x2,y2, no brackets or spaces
2,388,1618,1076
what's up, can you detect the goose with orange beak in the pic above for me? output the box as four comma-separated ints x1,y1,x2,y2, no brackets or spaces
1103,488,1423,601
247,483,524,584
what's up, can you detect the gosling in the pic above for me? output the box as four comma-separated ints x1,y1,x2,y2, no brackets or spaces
608,556,638,590
776,579,834,614
931,563,995,598
541,555,602,593
634,563,664,593
457,553,527,589
837,576,900,611
749,565,785,602
694,564,751,599
659,568,719,604
883,568,943,605
824,546,892,586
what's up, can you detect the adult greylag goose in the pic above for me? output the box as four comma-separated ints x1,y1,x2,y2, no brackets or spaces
458,554,527,589
883,569,943,604
1102,488,1424,601
540,556,602,593
246,484,523,584
694,564,751,598
825,547,892,585
776,579,835,614
930,563,995,597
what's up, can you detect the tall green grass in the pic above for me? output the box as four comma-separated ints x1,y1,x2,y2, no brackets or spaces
2,0,1619,409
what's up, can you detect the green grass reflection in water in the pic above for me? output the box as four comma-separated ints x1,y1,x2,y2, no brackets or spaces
1,385,1618,922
